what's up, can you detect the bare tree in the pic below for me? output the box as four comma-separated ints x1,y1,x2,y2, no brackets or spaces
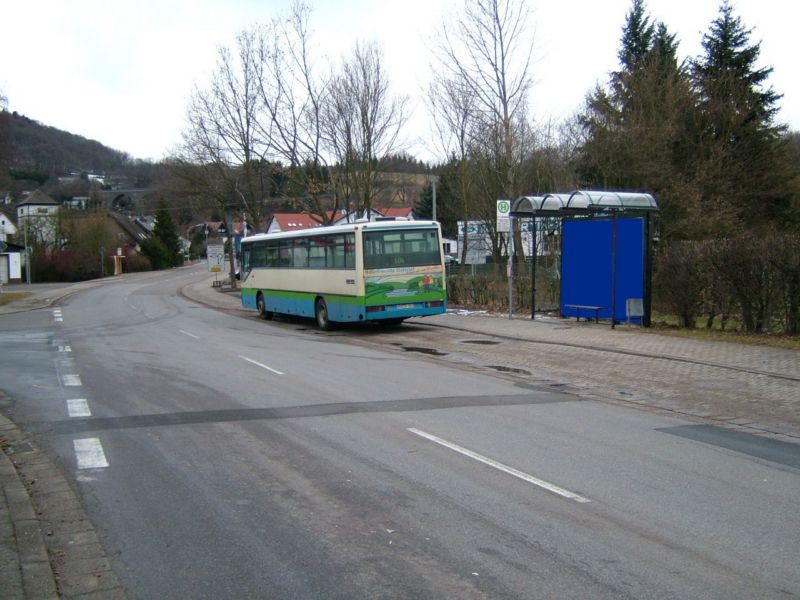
174,27,277,286
438,0,533,199
428,74,477,266
254,2,339,222
434,0,535,264
324,41,408,216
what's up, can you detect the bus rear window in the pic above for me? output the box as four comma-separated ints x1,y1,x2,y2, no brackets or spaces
363,229,440,269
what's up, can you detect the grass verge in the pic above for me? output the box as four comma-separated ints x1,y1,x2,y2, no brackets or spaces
0,291,32,306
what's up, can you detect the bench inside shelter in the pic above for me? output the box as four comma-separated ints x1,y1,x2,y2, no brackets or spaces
563,304,605,323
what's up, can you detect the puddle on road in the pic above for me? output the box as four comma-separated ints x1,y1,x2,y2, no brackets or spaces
487,365,531,375
401,346,448,356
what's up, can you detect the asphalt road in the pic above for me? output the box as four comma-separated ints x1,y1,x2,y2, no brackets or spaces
1,269,798,599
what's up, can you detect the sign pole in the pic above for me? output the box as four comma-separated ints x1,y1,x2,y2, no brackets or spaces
496,199,513,320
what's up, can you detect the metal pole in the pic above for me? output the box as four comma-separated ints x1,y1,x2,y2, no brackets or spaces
643,212,653,328
23,216,31,285
431,178,437,222
611,212,618,330
226,210,236,289
531,215,537,320
508,217,514,320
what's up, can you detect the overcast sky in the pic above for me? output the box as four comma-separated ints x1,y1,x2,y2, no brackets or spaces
3,0,797,164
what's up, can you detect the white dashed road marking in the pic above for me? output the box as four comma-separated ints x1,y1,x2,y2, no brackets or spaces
239,355,284,375
73,438,109,469
407,428,591,503
61,374,82,387
179,330,200,340
67,399,92,418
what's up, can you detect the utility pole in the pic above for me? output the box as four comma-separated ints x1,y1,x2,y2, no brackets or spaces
23,216,31,284
431,177,437,222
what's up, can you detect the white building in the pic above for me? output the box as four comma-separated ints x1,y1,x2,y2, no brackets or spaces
0,210,17,242
16,191,60,246
456,219,556,264
0,241,23,283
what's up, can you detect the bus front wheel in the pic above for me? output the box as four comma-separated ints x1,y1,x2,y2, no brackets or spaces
257,293,274,321
315,297,332,331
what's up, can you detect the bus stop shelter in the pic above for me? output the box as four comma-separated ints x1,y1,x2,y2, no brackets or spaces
510,190,659,327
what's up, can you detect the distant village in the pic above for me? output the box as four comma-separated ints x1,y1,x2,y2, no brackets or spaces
0,174,492,284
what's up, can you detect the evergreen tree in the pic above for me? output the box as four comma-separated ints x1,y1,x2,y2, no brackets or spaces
578,0,697,238
617,0,655,72
692,1,781,133
690,0,793,230
415,174,458,239
143,199,182,269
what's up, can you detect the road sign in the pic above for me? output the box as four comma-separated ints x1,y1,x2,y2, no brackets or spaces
497,199,511,233
207,244,225,273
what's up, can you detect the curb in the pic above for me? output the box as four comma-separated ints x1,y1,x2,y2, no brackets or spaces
0,408,126,599
0,416,58,599
0,283,102,316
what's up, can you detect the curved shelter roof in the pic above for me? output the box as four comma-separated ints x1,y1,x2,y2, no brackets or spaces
511,190,657,216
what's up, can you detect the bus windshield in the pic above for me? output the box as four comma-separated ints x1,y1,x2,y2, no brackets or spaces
362,229,441,269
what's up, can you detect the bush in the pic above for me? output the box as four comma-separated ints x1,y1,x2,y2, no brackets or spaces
653,242,706,328
139,237,171,270
654,232,800,334
32,249,105,282
124,254,152,273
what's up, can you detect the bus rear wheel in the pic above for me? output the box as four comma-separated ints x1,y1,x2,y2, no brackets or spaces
315,297,332,331
256,293,274,320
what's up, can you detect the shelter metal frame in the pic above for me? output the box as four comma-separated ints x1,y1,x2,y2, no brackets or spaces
510,190,659,328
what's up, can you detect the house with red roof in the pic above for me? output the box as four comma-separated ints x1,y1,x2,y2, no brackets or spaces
378,206,415,220
266,213,326,234
264,206,417,234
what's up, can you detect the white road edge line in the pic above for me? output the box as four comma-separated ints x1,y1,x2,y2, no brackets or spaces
67,399,92,418
407,428,591,504
73,438,109,469
239,355,284,375
179,330,200,340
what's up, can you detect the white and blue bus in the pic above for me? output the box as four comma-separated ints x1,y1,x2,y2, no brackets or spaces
240,219,447,329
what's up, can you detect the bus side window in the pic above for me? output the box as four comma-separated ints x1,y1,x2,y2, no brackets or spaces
329,235,344,268
344,234,355,269
292,238,309,268
279,244,291,267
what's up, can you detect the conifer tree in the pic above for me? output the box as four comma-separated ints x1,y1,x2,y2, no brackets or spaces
690,0,792,230
142,199,182,269
578,0,695,239
153,199,182,266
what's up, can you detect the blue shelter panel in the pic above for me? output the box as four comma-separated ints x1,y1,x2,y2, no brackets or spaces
561,218,644,323
615,218,645,322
